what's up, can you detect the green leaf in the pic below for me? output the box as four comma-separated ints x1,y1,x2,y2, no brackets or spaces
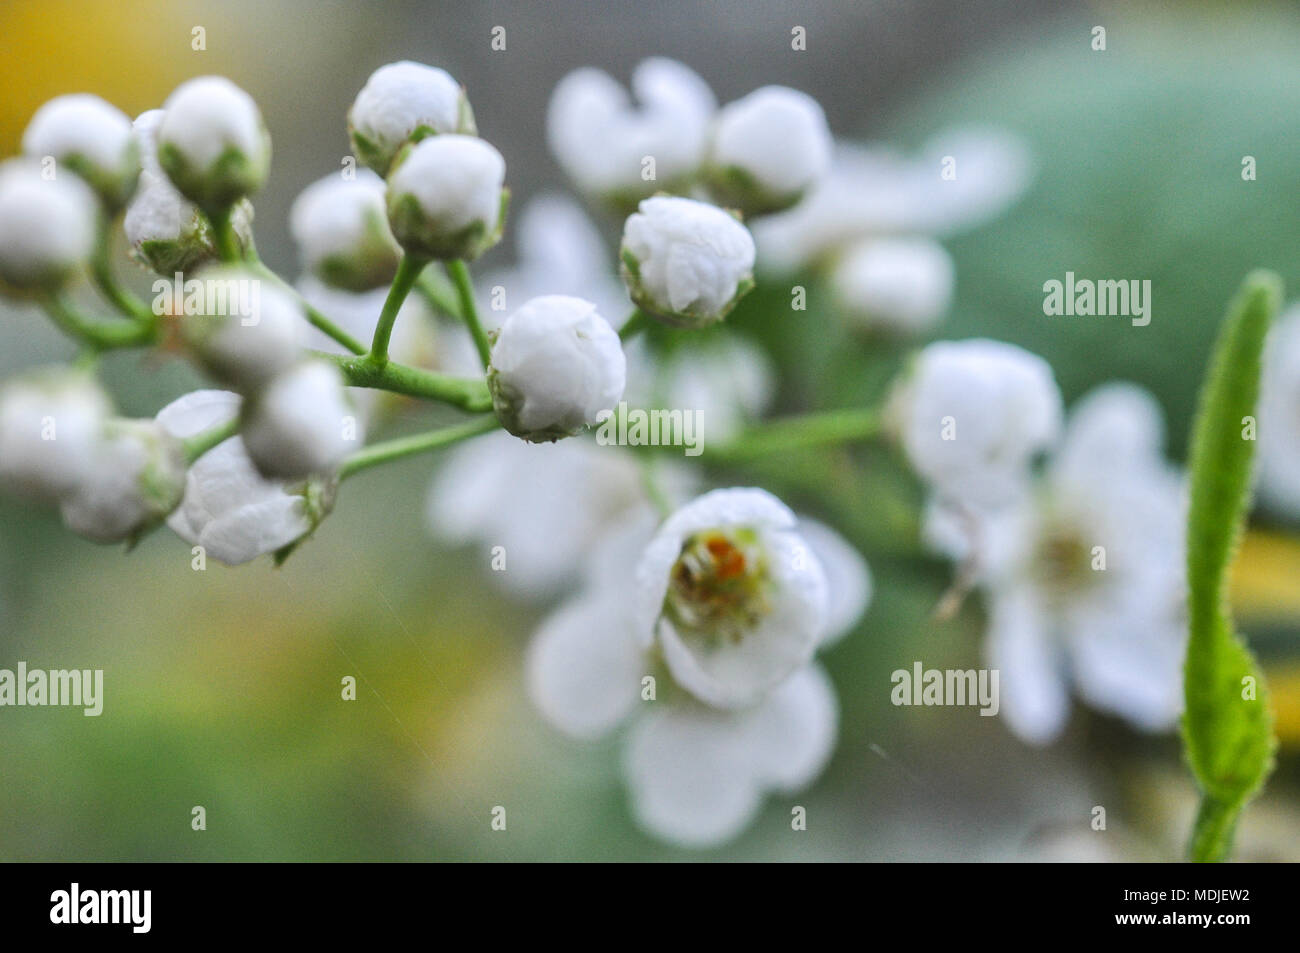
1182,270,1281,862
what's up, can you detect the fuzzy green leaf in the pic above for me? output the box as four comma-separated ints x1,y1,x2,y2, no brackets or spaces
1182,270,1281,862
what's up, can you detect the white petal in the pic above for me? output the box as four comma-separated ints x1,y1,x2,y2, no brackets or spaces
526,595,645,740
985,586,1070,744
798,518,871,646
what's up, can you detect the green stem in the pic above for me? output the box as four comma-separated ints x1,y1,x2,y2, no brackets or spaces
620,308,653,342
446,258,491,368
312,350,493,413
416,266,463,320
248,261,366,355
90,221,154,324
41,293,158,351
183,416,240,464
708,407,882,463
370,253,426,365
207,206,242,263
1189,796,1241,863
340,415,499,479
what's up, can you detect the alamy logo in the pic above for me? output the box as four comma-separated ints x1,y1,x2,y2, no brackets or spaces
890,662,999,716
50,883,151,933
0,662,102,716
151,272,261,325
595,402,704,457
1042,271,1151,326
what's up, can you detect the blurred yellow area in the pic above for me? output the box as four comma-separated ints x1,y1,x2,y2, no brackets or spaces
0,0,244,152
1232,528,1300,621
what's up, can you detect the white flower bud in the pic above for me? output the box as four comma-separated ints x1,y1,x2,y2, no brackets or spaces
22,94,139,209
706,86,832,215
290,169,400,291
157,390,335,565
488,295,625,442
634,487,829,708
0,367,111,501
157,76,270,211
0,158,98,293
178,265,305,389
620,196,755,327
892,339,1062,505
830,237,955,334
347,61,476,174
385,135,506,261
60,418,186,543
124,110,253,274
241,361,358,478
547,58,715,208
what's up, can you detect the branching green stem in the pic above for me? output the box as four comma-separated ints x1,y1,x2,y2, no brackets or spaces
41,293,158,351
312,350,492,413
248,261,366,355
619,309,653,342
446,258,491,368
706,407,882,463
369,253,426,365
183,416,240,464
340,415,500,479
90,220,154,324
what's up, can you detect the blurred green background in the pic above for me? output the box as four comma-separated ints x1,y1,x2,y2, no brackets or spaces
1,0,1299,861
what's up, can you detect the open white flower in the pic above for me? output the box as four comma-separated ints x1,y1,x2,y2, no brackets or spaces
488,295,625,442
124,110,252,274
179,265,305,389
830,237,955,335
621,196,755,328
22,93,138,208
527,501,866,846
428,432,662,598
635,488,828,708
1258,306,1300,517
60,418,186,543
706,85,832,216
752,129,1033,275
241,361,358,479
0,367,111,501
924,383,1187,744
547,58,715,207
892,339,1062,506
290,169,400,291
0,158,98,292
386,134,505,261
348,61,475,174
157,390,335,565
157,76,269,210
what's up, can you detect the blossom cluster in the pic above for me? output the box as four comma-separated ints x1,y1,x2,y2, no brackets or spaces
0,50,1208,850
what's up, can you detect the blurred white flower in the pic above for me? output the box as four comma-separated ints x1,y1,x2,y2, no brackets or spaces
830,237,955,335
488,295,625,442
179,265,305,389
22,93,138,208
427,431,650,598
348,61,475,174
241,361,358,478
925,383,1187,744
635,488,828,708
290,169,400,291
479,193,627,330
386,134,505,261
157,76,269,210
706,85,832,216
547,58,715,206
621,195,755,328
60,418,186,543
639,333,775,443
892,338,1062,506
157,390,334,565
0,158,98,292
528,498,868,846
0,367,111,501
1258,306,1300,517
752,128,1032,275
